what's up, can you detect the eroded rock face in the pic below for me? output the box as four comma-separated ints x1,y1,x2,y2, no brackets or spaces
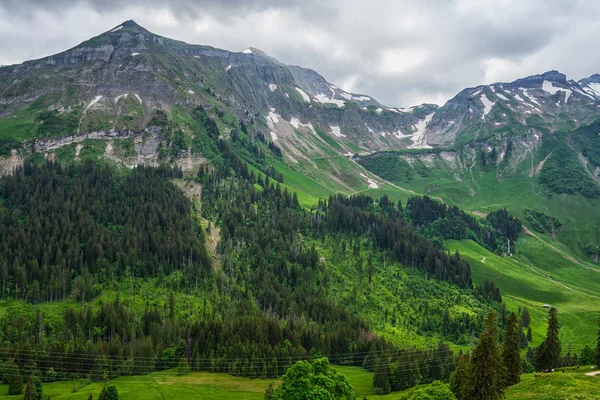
0,150,24,176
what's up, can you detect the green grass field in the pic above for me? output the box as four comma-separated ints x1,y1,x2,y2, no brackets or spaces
0,366,419,399
447,238,600,350
1,366,597,399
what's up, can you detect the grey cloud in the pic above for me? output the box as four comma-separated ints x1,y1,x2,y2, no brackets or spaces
1,0,600,106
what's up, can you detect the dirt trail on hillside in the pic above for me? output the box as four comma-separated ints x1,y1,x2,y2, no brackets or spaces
522,226,597,272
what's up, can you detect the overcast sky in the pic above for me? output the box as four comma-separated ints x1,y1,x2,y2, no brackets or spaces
1,0,599,107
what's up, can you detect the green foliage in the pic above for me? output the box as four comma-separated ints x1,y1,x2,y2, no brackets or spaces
449,354,469,400
502,312,522,386
0,138,20,156
0,161,207,301
539,139,600,198
359,154,413,183
23,375,43,400
113,139,136,158
98,384,119,400
37,110,79,137
406,196,521,253
6,360,23,395
533,308,560,371
372,358,390,395
177,357,190,375
521,307,531,328
271,357,356,400
523,210,562,235
578,345,594,365
408,381,456,400
595,314,600,368
467,310,504,400
264,382,275,400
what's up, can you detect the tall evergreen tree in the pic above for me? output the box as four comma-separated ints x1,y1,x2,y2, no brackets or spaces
502,312,522,386
467,309,505,400
373,357,391,395
535,307,561,371
6,360,22,395
595,313,600,368
521,306,531,327
450,353,470,400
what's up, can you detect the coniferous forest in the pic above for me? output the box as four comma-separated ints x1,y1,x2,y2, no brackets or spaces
0,151,524,394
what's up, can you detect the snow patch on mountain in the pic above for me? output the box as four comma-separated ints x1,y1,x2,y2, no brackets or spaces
225,64,232,72
295,87,311,103
330,126,346,137
84,95,103,113
242,48,253,54
267,109,279,124
114,94,128,103
480,94,494,118
496,93,508,101
111,25,123,32
409,113,434,149
521,89,540,105
290,117,316,134
134,94,142,104
268,84,277,92
314,93,345,107
131,53,140,56
542,80,572,103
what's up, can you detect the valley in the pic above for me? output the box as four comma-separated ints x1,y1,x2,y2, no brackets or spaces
0,18,599,399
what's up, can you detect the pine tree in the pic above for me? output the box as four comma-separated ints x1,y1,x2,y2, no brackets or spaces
264,382,275,400
527,327,533,342
466,309,505,400
24,375,36,400
177,357,190,375
502,312,522,386
373,358,391,395
450,353,470,400
7,360,22,395
521,306,531,327
536,307,560,371
595,313,600,368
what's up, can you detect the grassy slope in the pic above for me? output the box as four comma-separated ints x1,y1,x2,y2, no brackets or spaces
2,366,596,399
447,239,600,350
506,367,600,399
0,366,419,399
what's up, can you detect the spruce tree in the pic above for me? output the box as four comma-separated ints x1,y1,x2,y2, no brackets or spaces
595,313,600,368
466,309,505,400
24,375,35,400
536,307,561,371
450,353,470,400
502,312,522,386
6,360,22,395
373,357,391,395
521,306,531,327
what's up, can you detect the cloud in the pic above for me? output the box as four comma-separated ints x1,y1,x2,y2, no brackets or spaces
1,0,599,106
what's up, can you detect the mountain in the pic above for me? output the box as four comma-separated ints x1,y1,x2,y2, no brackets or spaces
0,20,438,164
3,21,600,258
1,20,600,399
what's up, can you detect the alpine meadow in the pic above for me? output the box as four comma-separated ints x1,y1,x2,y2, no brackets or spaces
0,5,600,400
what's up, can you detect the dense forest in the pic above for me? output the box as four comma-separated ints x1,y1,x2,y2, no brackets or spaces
0,107,527,395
